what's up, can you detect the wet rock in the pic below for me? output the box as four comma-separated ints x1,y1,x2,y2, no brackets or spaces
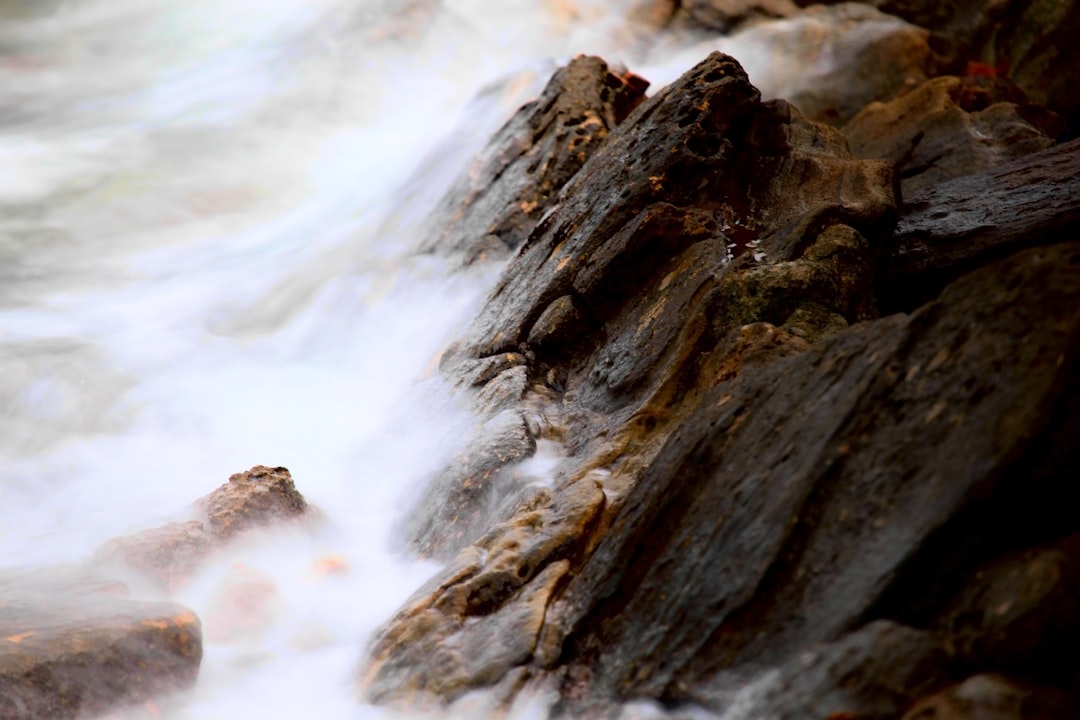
901,674,1080,720
197,465,308,540
419,54,648,264
362,477,604,703
376,50,899,706
882,137,1080,312
450,51,893,375
418,49,892,571
844,76,1059,196
370,47,1080,715
693,621,948,719
403,409,538,561
94,465,310,590
936,533,1080,683
0,574,201,720
544,242,1079,707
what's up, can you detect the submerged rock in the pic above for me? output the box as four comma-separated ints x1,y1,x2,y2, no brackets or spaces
0,574,201,720
94,465,311,590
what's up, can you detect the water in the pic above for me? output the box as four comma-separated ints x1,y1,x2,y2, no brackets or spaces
0,1,649,717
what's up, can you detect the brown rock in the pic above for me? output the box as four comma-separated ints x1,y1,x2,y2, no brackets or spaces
94,465,310,590
362,477,604,703
197,465,308,540
845,76,1058,196
0,574,201,720
375,50,904,708
416,49,893,577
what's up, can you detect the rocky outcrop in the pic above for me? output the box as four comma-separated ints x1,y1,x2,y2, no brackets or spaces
844,75,1060,196
0,574,201,720
414,50,893,562
417,55,648,265
360,30,1080,714
546,241,1079,711
94,465,311,590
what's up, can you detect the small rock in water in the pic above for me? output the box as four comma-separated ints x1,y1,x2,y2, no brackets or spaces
94,465,312,591
0,572,201,720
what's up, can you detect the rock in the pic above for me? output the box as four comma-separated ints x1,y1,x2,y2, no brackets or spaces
793,0,1080,120
542,242,1080,709
362,476,605,703
901,674,1080,720
448,51,893,376
403,409,539,561
728,4,949,125
692,621,948,719
197,465,308,540
375,50,901,705
418,54,648,264
370,48,1080,716
882,137,1080,312
419,49,892,570
94,465,310,590
844,75,1059,196
0,573,201,720
936,533,1080,683
676,0,798,33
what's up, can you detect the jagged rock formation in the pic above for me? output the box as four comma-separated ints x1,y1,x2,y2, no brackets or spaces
418,55,648,265
361,26,1080,718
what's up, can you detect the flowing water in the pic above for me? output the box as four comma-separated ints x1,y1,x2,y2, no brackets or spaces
0,1,807,717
